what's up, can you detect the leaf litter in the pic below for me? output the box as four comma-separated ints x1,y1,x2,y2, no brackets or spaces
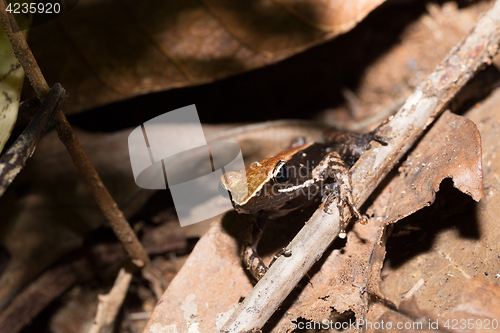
1,1,500,332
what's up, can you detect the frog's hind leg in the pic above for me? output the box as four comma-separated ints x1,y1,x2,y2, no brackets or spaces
324,122,389,169
241,214,268,281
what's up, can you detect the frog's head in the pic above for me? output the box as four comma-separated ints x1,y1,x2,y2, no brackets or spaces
219,143,313,214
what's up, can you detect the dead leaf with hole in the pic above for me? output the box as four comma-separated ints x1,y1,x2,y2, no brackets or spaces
142,110,483,331
27,0,385,114
381,111,483,222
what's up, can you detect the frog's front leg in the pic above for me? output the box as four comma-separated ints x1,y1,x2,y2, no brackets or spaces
316,152,368,238
241,214,268,281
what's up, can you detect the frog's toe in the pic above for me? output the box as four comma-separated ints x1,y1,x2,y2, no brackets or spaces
358,215,369,225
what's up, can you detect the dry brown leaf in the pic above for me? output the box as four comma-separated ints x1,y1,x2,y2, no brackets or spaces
370,277,500,332
377,87,500,321
318,1,492,127
143,213,254,333
27,0,385,114
383,110,483,223
440,276,500,328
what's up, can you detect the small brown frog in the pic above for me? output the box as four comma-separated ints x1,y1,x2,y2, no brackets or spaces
219,129,383,280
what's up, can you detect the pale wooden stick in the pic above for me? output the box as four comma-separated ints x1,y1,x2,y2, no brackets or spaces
88,268,133,333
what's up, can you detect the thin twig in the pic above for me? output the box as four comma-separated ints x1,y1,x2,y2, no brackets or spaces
222,1,500,331
0,0,150,267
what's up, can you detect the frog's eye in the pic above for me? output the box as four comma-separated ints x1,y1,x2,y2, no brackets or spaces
273,161,290,184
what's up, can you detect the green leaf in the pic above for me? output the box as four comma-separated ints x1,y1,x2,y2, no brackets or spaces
0,24,25,153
